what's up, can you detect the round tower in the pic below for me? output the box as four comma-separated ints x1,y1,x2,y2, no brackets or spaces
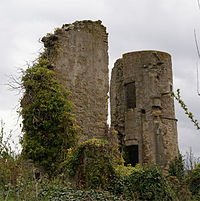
111,50,178,169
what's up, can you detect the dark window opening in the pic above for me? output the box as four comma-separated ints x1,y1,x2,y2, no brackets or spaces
124,145,139,167
125,82,136,109
141,109,146,114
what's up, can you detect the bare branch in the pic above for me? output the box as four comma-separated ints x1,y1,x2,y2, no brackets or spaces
194,29,200,59
194,29,200,95
6,68,25,95
196,62,200,95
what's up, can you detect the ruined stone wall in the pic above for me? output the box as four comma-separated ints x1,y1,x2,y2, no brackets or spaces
110,50,178,169
42,20,109,140
40,21,178,168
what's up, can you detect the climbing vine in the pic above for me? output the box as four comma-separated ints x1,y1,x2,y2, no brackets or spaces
20,58,79,174
171,89,200,130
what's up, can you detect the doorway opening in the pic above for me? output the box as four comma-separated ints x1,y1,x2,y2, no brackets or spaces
124,145,139,167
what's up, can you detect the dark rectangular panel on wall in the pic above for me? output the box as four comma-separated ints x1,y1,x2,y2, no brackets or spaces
125,82,136,109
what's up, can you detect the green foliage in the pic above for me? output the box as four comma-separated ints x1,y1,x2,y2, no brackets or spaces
63,139,180,200
0,120,15,159
0,127,123,201
112,165,176,200
2,176,126,201
37,180,125,201
114,164,135,177
169,152,185,181
187,164,200,197
171,89,200,129
0,125,191,201
0,122,37,200
167,176,192,201
64,139,117,189
20,58,79,174
0,121,19,191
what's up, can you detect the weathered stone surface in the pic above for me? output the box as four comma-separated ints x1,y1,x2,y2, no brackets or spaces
42,20,109,140
40,21,178,170
110,50,178,169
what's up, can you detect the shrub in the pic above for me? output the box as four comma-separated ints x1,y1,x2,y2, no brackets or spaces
187,164,200,197
0,121,36,200
169,152,185,181
64,139,117,189
112,165,177,200
20,58,79,174
0,121,21,190
37,181,126,201
64,139,178,200
114,164,135,177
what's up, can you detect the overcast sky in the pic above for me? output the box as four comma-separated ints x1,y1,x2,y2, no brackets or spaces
1,0,200,157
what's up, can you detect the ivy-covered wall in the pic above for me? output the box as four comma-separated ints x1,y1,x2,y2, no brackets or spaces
20,58,79,174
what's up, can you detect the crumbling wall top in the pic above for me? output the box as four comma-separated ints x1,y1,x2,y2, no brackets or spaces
42,20,107,48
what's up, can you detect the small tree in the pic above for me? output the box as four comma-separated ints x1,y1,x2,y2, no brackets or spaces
20,58,79,174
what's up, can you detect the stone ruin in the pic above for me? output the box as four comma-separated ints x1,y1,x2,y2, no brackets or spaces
42,20,108,141
41,20,178,169
110,51,178,169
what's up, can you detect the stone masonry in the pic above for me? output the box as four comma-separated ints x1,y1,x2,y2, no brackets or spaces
110,51,179,169
42,20,109,140
41,20,178,169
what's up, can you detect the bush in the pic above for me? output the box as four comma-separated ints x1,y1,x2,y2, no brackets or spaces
0,121,36,200
187,164,200,197
37,181,126,201
169,152,185,181
20,58,79,175
64,139,178,200
112,165,176,200
0,121,21,190
0,125,191,201
64,139,117,189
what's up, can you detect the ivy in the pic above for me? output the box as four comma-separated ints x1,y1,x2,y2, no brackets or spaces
111,165,176,200
20,58,79,175
171,89,200,130
64,139,116,189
